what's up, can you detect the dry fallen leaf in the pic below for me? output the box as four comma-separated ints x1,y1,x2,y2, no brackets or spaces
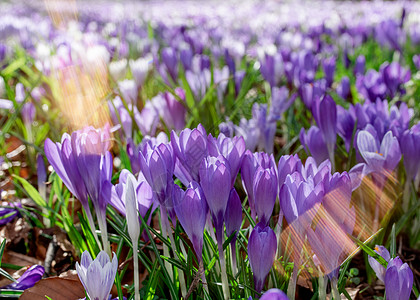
20,274,85,300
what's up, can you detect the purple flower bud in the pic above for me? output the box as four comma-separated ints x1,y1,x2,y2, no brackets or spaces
3,265,44,290
15,83,25,103
384,257,413,300
337,105,356,151
171,124,207,183
241,151,276,219
224,188,242,239
354,55,365,76
413,55,420,70
21,102,35,125
260,288,289,300
299,127,329,166
134,102,159,137
337,76,350,100
368,245,390,282
161,47,178,82
253,167,277,225
199,155,231,227
129,57,151,88
401,128,420,181
322,57,336,87
76,250,118,300
173,182,208,261
152,90,186,132
380,62,410,98
248,222,277,293
118,79,138,105
139,143,174,206
312,95,337,155
180,48,193,71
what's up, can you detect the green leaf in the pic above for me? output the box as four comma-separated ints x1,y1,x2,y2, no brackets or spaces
348,233,387,268
12,175,46,207
0,268,17,283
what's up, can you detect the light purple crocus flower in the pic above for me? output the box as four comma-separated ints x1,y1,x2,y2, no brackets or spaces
138,142,174,207
152,88,186,132
357,130,401,175
76,250,118,300
322,57,336,87
3,265,44,290
337,76,350,100
384,257,413,300
241,150,276,219
400,126,420,181
354,55,365,76
118,79,138,105
248,222,277,293
253,166,277,226
173,181,208,261
368,245,390,282
199,155,231,234
171,124,208,184
260,288,289,300
207,134,246,186
299,126,329,166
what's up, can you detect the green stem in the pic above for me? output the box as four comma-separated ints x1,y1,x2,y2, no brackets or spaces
133,239,140,300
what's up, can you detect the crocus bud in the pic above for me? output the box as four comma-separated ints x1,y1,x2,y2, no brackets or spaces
384,257,413,300
278,154,302,187
337,76,350,100
312,95,337,157
173,182,208,261
368,245,390,282
260,288,289,300
109,59,127,81
354,55,365,76
3,265,44,290
199,155,231,228
118,79,138,105
241,151,276,219
322,57,336,87
139,143,174,206
253,167,277,225
248,222,277,293
125,175,140,244
224,188,242,240
161,47,178,82
76,250,118,300
299,127,329,166
21,102,35,125
129,57,151,87
400,128,420,181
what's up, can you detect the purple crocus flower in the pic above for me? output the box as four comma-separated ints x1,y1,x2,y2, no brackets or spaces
322,57,336,87
253,166,277,225
368,245,390,282
199,155,231,233
299,127,329,166
337,76,350,100
152,89,186,132
207,134,246,186
225,188,242,242
118,79,138,105
0,201,22,226
260,289,289,300
129,56,151,88
161,47,178,82
312,94,337,163
3,265,44,290
134,102,160,137
337,105,356,151
171,124,208,184
76,250,118,300
357,130,401,174
280,172,323,225
354,55,365,76
380,62,410,99
241,150,276,219
248,222,277,293
21,102,35,126
173,181,208,261
413,55,420,70
138,142,174,207
277,154,302,188
400,127,420,181
384,257,413,300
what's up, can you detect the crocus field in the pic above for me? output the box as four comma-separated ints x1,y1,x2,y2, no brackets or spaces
1,0,420,299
